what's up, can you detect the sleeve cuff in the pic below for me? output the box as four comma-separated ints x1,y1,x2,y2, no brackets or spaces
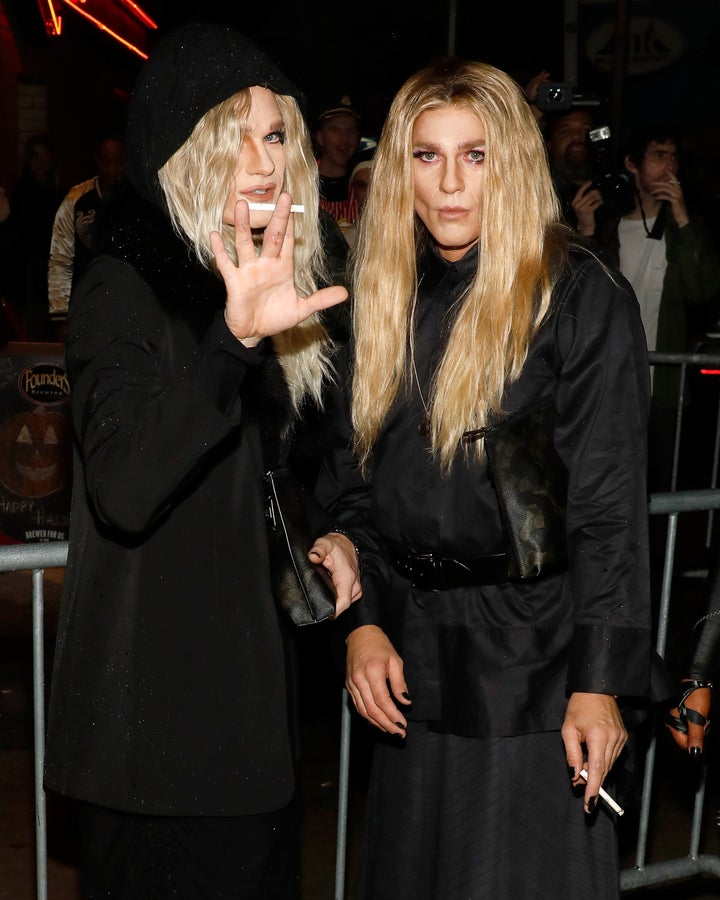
567,624,652,698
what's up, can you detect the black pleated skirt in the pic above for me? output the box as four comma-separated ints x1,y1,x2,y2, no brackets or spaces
355,722,620,900
74,799,300,899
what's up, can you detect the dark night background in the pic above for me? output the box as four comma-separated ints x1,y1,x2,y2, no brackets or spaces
3,0,720,189
136,0,568,134
6,0,567,137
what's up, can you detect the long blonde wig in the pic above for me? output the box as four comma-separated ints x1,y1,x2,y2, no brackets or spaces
158,90,333,412
351,60,568,471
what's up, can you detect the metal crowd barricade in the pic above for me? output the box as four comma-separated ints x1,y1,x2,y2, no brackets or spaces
649,349,720,555
620,488,720,892
6,489,720,897
0,540,68,900
2,539,354,900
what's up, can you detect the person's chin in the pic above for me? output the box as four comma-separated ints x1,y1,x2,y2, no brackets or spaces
249,214,272,230
432,230,478,260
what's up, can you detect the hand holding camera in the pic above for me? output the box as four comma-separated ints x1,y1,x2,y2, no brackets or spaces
571,181,605,236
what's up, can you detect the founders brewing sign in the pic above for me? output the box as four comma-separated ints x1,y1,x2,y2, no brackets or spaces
0,343,71,543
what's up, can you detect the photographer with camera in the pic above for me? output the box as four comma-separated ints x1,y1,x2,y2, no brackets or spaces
543,105,636,237
528,78,720,459
591,124,720,398
593,125,720,500
537,99,720,391
525,72,629,236
545,107,602,232
534,86,720,537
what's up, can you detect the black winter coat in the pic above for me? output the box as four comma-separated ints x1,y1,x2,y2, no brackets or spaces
44,185,298,815
318,244,655,737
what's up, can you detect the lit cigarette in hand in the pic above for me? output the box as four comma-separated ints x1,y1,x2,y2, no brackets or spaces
579,769,624,816
247,202,305,213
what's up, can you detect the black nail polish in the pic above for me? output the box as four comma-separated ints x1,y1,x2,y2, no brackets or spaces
587,795,597,814
402,692,412,701
395,722,404,729
690,745,702,760
567,765,576,780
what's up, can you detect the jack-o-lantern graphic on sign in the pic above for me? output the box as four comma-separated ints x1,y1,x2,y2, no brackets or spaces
0,405,71,498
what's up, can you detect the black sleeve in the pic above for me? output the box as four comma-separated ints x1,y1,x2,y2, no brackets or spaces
686,556,720,682
67,256,263,535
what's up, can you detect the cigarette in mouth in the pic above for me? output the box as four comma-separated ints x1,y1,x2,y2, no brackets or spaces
579,769,624,816
247,202,305,213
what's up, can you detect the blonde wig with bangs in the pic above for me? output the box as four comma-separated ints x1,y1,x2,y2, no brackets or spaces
351,60,568,472
159,89,334,412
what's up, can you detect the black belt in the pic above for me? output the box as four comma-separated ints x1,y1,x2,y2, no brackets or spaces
390,551,510,590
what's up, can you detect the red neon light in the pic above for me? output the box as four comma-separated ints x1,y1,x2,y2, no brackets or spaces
36,0,63,35
61,0,148,58
115,0,157,29
700,369,720,376
47,0,62,34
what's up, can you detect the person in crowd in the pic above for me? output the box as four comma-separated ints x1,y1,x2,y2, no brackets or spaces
48,133,125,339
586,124,720,494
314,95,362,231
314,57,654,899
543,106,619,235
523,70,610,235
43,22,360,899
5,134,64,339
341,152,373,249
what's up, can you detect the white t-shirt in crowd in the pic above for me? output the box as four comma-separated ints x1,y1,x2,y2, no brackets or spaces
617,216,667,353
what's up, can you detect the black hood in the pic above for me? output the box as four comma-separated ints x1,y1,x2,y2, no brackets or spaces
125,21,302,205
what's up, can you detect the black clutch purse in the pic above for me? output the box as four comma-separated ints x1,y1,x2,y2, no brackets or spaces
264,467,337,626
471,399,568,580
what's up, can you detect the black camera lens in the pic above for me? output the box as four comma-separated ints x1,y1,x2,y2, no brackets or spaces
536,82,574,111
593,171,636,216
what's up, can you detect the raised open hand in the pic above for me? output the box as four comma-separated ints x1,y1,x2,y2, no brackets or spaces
210,193,348,347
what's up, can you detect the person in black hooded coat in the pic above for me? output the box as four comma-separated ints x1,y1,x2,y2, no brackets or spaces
43,22,360,900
